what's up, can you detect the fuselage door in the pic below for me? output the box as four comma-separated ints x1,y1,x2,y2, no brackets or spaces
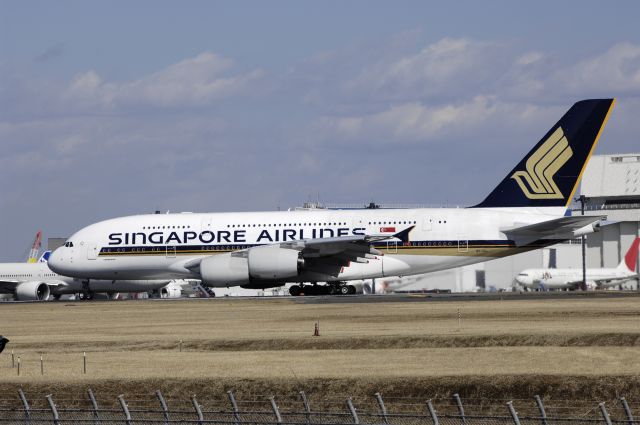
166,246,176,258
386,240,398,254
422,217,432,231
458,239,469,253
201,217,213,232
87,244,99,260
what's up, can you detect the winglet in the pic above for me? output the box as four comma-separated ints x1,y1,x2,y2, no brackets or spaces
393,226,415,244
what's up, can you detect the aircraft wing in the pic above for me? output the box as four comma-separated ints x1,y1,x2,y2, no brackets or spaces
278,226,414,277
592,275,639,288
556,279,591,290
502,216,606,246
184,226,414,278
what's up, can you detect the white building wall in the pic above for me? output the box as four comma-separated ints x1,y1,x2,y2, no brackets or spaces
484,250,543,290
554,243,583,268
582,153,640,198
385,264,482,293
602,225,621,268
586,230,603,267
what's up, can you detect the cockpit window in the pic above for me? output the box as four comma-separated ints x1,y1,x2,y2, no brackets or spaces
64,242,74,247
518,273,528,276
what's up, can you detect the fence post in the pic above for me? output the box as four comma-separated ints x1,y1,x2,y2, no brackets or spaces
87,388,100,425
599,402,613,425
191,395,204,425
620,397,634,425
346,398,359,425
156,390,170,425
270,396,283,425
374,392,389,424
533,395,548,425
453,393,466,425
299,391,311,425
46,394,60,425
118,394,133,425
18,389,30,425
507,401,521,425
227,390,241,425
426,400,439,425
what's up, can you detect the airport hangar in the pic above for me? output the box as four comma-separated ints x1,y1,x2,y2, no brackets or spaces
383,153,640,293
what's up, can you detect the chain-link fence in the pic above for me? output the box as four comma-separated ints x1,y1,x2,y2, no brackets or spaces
0,389,637,425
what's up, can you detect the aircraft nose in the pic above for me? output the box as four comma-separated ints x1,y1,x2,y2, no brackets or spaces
48,248,68,275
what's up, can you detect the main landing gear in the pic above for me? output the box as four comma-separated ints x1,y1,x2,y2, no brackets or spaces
79,280,94,300
288,282,357,296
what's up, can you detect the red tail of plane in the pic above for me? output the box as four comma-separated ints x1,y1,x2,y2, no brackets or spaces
623,237,640,273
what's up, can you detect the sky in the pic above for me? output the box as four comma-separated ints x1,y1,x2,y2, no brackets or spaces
2,1,640,261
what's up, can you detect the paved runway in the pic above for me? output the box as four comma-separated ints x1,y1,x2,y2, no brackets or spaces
4,290,640,304
291,290,640,304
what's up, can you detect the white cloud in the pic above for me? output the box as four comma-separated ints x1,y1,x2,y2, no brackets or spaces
315,96,558,145
556,42,640,94
60,52,264,111
344,38,506,101
516,52,543,66
117,52,265,107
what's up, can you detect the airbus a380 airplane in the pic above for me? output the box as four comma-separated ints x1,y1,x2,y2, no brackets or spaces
515,237,640,290
49,99,615,295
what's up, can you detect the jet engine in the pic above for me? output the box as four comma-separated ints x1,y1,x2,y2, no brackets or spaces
15,281,50,301
200,246,303,287
160,282,183,299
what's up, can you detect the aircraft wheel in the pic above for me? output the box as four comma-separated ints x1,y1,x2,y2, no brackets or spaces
347,285,356,295
339,285,350,295
289,285,302,296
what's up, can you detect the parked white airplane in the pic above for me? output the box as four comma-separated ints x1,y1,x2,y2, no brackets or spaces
49,99,615,295
0,251,183,300
515,237,640,290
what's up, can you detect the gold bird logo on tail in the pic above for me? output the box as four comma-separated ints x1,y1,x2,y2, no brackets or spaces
511,127,573,199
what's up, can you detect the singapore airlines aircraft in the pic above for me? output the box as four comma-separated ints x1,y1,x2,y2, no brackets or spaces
0,251,183,300
49,99,615,295
515,237,640,290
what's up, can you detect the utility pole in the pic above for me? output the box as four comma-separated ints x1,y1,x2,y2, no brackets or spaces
579,195,587,291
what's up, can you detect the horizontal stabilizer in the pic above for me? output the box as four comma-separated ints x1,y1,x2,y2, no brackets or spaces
502,215,605,246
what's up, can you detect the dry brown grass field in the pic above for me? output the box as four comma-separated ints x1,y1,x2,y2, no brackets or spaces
1,296,639,408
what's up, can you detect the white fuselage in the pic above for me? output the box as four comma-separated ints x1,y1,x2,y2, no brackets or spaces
49,206,568,286
0,262,172,297
515,267,636,290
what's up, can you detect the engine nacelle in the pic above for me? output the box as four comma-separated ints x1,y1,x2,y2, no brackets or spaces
199,247,302,287
200,253,250,287
15,281,50,301
572,222,601,238
160,281,183,299
247,246,302,280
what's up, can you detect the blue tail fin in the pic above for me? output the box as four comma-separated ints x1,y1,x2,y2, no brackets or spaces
38,250,52,263
473,99,615,208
